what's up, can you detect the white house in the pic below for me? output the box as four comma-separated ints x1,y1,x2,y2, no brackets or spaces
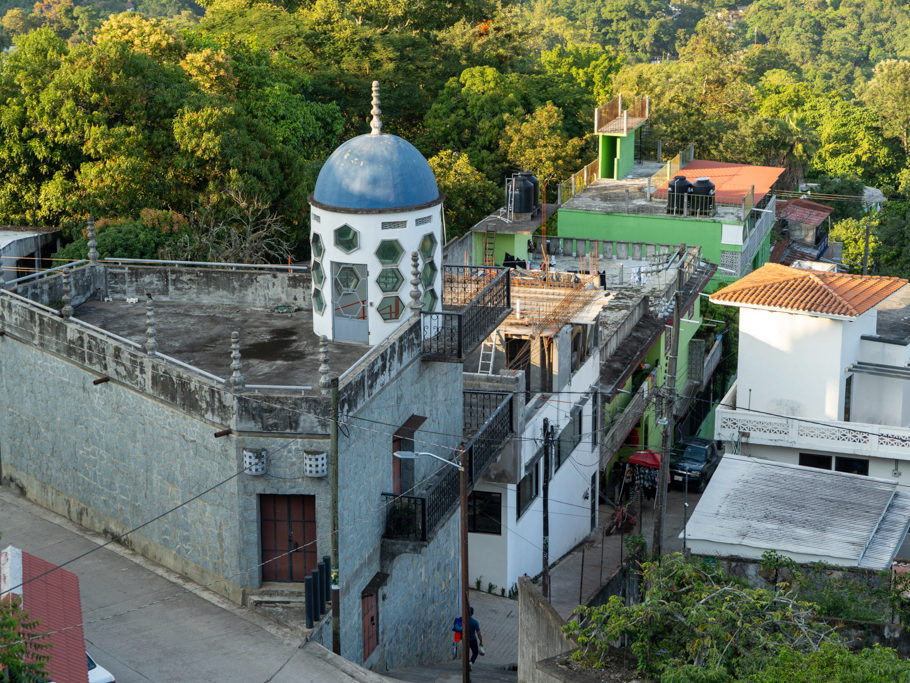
712,263,910,482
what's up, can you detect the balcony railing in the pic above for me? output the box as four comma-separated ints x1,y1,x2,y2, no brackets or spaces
421,266,511,362
557,158,600,204
715,382,910,460
382,391,513,542
600,382,654,467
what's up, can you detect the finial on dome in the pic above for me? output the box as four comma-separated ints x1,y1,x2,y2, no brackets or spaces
370,81,382,136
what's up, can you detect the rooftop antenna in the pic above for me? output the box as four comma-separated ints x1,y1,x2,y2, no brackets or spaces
370,81,382,136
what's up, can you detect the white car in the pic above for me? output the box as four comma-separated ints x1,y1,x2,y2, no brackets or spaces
87,652,115,683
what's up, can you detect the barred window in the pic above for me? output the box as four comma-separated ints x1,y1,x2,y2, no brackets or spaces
416,215,432,226
312,213,321,223
517,463,538,520
555,407,583,472
381,220,407,230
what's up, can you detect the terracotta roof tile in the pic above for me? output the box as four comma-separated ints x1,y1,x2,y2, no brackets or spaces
20,553,89,683
710,263,907,317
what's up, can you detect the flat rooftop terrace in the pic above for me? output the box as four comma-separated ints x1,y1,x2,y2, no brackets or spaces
74,300,369,387
561,159,783,223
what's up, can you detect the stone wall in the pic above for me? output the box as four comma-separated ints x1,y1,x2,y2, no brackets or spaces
518,576,577,683
0,334,247,599
337,357,463,670
6,262,312,313
337,318,422,419
0,289,330,435
101,263,312,310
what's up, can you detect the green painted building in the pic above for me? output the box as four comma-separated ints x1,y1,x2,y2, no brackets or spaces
554,96,785,288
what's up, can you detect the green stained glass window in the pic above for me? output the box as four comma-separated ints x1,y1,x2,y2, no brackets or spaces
334,224,359,253
378,296,404,321
422,288,437,312
311,233,324,258
421,261,437,289
313,287,325,313
419,232,437,260
377,267,404,292
312,260,324,286
376,239,404,265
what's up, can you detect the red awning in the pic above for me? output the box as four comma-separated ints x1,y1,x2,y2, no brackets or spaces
628,449,661,469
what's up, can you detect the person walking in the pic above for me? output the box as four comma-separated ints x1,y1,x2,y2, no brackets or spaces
452,606,485,667
466,606,484,666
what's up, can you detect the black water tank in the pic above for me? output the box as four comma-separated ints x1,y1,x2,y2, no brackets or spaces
511,174,533,215
666,175,693,215
691,177,715,216
521,171,540,211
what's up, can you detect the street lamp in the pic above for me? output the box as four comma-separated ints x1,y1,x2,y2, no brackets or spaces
394,448,470,682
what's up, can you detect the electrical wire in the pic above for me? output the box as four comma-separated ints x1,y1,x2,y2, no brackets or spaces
0,445,455,649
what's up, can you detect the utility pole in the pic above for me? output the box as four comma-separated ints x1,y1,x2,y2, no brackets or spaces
329,377,341,655
459,443,470,683
542,418,552,600
862,220,871,275
653,272,682,558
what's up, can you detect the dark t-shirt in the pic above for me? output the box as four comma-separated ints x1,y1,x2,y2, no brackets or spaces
467,616,481,644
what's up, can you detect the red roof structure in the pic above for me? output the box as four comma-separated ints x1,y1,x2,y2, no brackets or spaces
0,546,89,683
777,198,834,229
654,159,785,205
710,263,907,317
628,450,661,469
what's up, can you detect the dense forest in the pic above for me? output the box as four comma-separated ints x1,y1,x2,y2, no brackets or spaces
2,0,910,270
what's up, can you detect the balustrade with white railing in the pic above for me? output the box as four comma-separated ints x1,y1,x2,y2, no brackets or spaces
715,384,910,460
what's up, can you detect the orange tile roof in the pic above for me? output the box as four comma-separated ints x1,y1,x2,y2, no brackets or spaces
653,159,785,204
710,263,907,317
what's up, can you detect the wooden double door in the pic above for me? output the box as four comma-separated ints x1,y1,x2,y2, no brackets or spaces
260,494,316,582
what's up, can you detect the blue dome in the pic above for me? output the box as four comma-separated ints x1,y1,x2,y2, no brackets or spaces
312,134,440,211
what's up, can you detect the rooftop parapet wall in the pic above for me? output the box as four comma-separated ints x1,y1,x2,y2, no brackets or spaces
101,260,312,309
0,289,233,425
5,260,313,311
0,285,330,435
338,317,422,418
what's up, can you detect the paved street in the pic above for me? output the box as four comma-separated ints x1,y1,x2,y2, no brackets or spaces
386,589,518,682
0,486,386,683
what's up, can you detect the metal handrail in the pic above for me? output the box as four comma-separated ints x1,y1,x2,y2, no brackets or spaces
102,258,310,272
4,260,87,287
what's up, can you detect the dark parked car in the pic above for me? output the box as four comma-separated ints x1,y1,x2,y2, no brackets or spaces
669,437,721,492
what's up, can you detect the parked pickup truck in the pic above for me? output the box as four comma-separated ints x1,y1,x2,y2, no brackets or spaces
669,437,721,493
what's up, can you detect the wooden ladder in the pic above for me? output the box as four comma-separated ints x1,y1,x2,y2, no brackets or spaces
483,231,496,266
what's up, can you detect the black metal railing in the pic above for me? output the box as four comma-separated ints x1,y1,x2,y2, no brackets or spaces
464,393,512,484
464,390,509,432
421,266,511,361
424,465,461,540
381,493,426,542
382,392,513,542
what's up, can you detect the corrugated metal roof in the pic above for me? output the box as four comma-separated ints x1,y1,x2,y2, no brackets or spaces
777,198,834,228
685,455,910,570
710,263,906,317
860,491,910,569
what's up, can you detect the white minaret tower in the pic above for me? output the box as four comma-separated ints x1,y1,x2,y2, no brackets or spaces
308,82,444,344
